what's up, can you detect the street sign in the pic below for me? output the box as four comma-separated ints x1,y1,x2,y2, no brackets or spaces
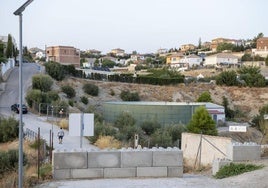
229,126,247,132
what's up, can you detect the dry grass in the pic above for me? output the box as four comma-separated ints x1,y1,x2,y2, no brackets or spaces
0,140,49,187
94,136,122,149
58,118,69,129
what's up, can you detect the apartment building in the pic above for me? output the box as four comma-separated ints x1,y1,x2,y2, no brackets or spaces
46,46,80,67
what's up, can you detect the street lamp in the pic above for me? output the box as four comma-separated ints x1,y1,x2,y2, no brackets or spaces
13,1,34,187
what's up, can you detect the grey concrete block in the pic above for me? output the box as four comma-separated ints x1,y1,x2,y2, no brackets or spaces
212,159,231,175
53,169,71,179
71,168,103,179
121,151,153,167
88,151,121,168
227,144,261,162
104,168,136,178
53,151,88,169
167,166,183,177
137,167,167,177
153,150,183,167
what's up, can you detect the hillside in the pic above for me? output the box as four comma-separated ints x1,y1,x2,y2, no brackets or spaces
60,77,268,121
56,70,268,144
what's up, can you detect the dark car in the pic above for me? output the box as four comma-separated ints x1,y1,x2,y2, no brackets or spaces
11,104,28,114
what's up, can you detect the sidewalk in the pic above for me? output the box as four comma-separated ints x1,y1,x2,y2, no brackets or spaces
23,113,98,150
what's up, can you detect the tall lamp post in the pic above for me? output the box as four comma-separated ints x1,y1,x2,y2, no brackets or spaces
13,1,34,188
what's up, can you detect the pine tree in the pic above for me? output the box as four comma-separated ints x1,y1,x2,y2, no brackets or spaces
187,106,218,136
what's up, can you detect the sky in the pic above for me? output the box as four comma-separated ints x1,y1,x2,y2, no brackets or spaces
1,0,268,54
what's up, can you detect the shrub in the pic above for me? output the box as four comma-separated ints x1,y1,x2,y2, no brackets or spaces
110,89,115,96
0,117,19,143
39,163,52,180
150,128,173,148
214,163,263,179
83,83,99,96
120,90,140,101
140,120,161,136
68,100,74,107
88,122,117,143
80,96,88,105
32,74,53,92
0,150,27,175
61,85,76,98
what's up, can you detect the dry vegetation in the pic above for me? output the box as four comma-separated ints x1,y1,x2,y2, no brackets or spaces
55,67,268,144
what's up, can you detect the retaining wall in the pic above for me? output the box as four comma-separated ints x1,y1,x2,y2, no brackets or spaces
53,147,183,180
227,142,261,161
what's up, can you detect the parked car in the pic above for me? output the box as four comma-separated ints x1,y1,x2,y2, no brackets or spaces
11,104,28,114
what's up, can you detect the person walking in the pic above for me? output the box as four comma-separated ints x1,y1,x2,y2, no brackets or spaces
57,127,64,144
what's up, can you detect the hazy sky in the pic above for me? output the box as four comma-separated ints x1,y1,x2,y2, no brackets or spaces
1,0,267,54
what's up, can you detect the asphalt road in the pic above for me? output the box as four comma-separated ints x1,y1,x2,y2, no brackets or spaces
0,63,40,116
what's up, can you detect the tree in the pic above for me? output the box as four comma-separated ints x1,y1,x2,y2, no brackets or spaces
222,96,234,119
44,61,65,81
5,34,13,58
32,74,53,92
187,106,218,136
266,55,268,66
102,59,116,68
198,37,202,49
196,91,212,102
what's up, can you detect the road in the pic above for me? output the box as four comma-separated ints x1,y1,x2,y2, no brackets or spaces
0,63,96,150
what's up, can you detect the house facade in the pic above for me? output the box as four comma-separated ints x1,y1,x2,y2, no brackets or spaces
211,38,242,52
253,37,268,58
110,48,125,57
204,53,239,66
46,46,80,67
86,49,101,56
180,44,196,52
180,54,203,68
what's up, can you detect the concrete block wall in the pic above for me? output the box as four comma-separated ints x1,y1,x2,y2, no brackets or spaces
212,158,231,175
227,142,261,162
53,147,183,180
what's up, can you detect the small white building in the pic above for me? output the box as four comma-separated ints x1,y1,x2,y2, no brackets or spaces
180,54,202,68
204,53,239,66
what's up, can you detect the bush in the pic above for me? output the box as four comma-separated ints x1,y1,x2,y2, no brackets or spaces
214,163,263,179
150,128,173,148
32,74,53,92
0,117,19,143
120,90,140,101
83,83,99,96
44,61,65,81
0,150,27,175
140,120,161,136
61,85,76,98
88,122,117,143
68,100,74,107
39,163,52,180
80,96,88,104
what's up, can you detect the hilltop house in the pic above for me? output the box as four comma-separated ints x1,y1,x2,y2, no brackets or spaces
46,46,80,67
253,37,268,58
204,53,239,67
